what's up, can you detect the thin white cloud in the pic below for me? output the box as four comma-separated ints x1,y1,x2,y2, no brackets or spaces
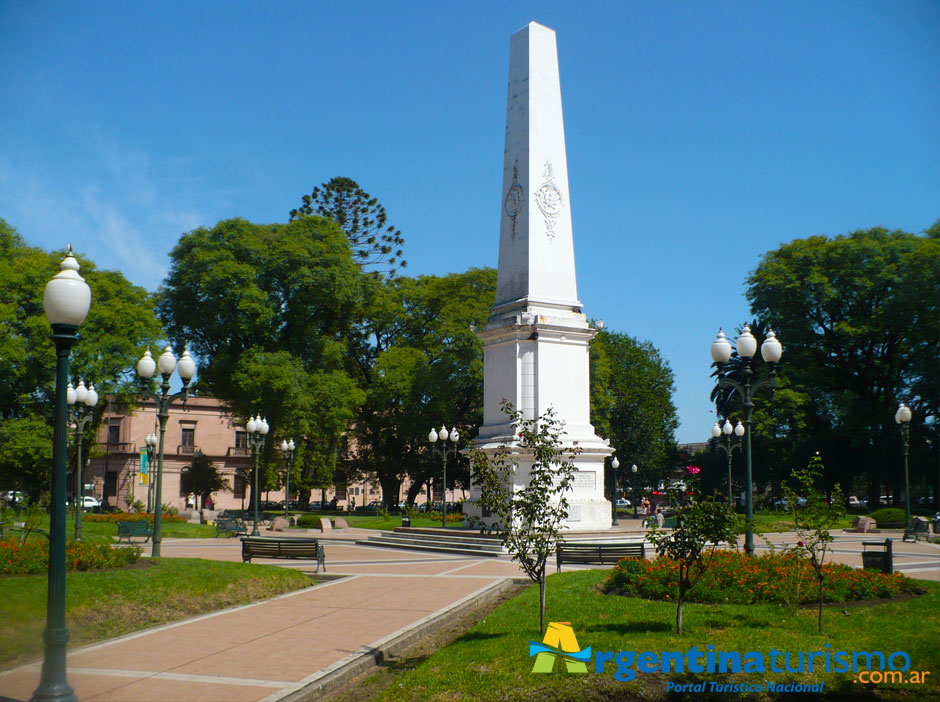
0,135,204,291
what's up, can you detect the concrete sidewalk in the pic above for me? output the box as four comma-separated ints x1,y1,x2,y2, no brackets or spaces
2,526,937,701
0,531,524,702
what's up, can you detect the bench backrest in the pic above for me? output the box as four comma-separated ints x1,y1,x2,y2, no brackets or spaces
557,542,645,559
241,537,321,558
118,521,151,534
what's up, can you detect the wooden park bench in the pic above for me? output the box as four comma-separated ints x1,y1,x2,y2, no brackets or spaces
241,537,326,573
216,517,247,537
904,519,930,543
116,520,153,543
556,541,646,573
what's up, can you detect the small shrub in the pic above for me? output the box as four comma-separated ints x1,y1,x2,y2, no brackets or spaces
870,508,905,528
429,511,464,524
0,540,141,575
605,551,921,605
296,515,324,529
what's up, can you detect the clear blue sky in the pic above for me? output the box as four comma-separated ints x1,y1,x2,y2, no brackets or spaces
1,1,937,445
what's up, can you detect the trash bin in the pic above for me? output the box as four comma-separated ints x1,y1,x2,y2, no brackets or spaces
401,516,411,527
933,515,940,535
861,539,893,574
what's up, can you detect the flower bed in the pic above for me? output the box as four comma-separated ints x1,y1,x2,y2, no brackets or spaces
605,551,922,605
0,539,141,575
83,512,186,524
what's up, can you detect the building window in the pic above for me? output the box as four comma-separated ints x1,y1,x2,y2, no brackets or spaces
234,472,245,498
181,427,195,454
107,424,120,445
235,431,247,449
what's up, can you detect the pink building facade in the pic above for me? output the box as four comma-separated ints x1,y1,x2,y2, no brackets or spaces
84,396,464,512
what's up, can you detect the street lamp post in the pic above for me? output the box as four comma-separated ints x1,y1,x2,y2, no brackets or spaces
711,419,745,509
67,380,98,541
135,346,196,558
280,438,295,519
144,433,157,513
632,464,638,518
247,415,269,535
895,403,913,533
710,325,783,556
428,425,458,528
33,246,91,702
611,456,620,526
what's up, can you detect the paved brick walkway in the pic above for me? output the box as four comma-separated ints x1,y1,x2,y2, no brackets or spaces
1,525,937,701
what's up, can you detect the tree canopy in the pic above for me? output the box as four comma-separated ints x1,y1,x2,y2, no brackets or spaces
746,225,940,502
590,329,679,493
0,218,163,499
157,216,366,500
290,177,406,277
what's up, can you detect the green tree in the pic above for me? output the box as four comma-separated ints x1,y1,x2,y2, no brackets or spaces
180,452,230,509
350,268,495,507
747,226,940,505
782,452,846,633
290,177,406,277
468,402,579,635
158,216,366,506
0,415,53,503
0,218,162,497
590,329,679,498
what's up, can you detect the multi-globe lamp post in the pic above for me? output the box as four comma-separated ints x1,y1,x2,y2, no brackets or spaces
143,432,158,512
711,419,745,508
710,325,783,556
247,415,269,535
135,346,196,558
280,438,296,519
67,380,98,541
895,403,913,533
428,425,459,528
34,246,91,702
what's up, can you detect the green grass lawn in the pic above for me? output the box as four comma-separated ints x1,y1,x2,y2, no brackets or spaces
750,511,857,534
6,516,220,544
371,570,940,701
0,557,312,670
337,514,465,530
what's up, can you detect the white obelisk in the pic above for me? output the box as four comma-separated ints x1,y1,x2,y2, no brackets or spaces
469,22,612,531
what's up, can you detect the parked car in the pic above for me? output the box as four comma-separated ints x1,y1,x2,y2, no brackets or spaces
356,500,383,512
848,496,861,508
615,498,631,509
772,497,806,509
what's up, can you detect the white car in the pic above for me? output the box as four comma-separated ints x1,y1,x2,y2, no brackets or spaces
848,496,860,508
615,498,631,509
69,496,101,509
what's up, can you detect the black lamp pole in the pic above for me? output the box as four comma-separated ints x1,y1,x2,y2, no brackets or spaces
712,420,744,509
895,403,913,533
247,415,269,536
711,326,782,557
135,347,195,558
34,247,90,702
67,382,97,542
281,439,295,519
610,456,620,526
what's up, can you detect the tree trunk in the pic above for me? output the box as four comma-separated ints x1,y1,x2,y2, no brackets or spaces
817,575,824,633
539,572,547,635
677,581,686,635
